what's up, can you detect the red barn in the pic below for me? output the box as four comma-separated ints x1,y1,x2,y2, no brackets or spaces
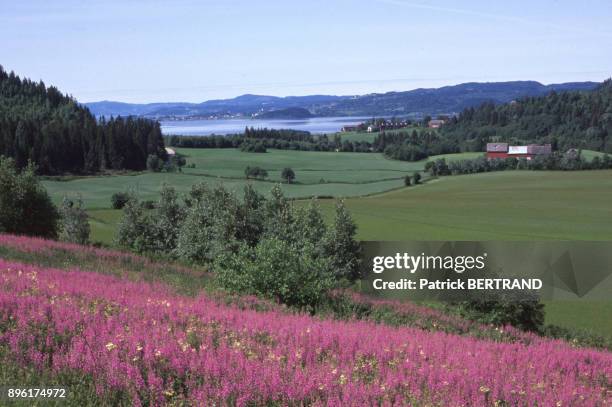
486,143,551,160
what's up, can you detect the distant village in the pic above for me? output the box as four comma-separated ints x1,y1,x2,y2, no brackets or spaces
341,116,448,133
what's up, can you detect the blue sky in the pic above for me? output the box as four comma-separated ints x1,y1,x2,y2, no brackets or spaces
1,0,611,103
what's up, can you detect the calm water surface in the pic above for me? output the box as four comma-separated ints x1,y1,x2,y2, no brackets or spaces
161,116,368,136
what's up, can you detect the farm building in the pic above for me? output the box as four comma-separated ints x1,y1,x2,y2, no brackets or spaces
341,125,358,132
428,119,446,129
486,143,552,160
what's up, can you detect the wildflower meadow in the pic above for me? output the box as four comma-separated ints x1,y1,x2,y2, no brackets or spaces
0,236,610,405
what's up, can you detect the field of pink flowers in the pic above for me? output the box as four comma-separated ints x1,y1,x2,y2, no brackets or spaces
1,254,611,406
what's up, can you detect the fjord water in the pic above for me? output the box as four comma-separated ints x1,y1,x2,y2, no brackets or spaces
160,116,369,135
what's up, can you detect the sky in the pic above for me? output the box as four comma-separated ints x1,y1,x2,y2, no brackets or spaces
1,0,612,103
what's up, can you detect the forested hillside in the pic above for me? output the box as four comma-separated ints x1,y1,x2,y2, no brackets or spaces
441,79,612,153
0,66,166,174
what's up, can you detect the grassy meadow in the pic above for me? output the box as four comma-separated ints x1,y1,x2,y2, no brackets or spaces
82,167,612,245
312,169,612,241
42,149,483,209
339,126,430,143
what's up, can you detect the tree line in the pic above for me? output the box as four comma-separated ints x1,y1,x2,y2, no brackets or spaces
374,130,458,161
425,152,612,177
166,128,373,152
0,66,167,174
167,126,458,157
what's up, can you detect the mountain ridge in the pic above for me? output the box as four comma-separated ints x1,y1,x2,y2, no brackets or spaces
85,80,601,119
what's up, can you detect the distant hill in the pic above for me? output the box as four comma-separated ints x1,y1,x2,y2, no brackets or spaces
319,81,600,116
86,81,601,119
441,79,612,153
254,107,313,119
87,94,344,118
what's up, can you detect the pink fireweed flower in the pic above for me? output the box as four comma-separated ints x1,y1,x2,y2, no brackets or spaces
0,251,610,405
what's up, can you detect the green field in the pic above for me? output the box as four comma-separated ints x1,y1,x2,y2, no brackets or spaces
313,170,612,241
43,149,483,209
339,126,429,143
85,168,612,245
339,131,379,142
43,148,612,243
543,301,612,338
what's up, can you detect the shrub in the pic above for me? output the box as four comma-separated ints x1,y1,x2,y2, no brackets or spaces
404,175,411,186
244,166,268,180
153,185,185,252
115,185,183,255
146,154,163,172
59,196,90,244
111,192,130,209
175,185,238,263
541,324,612,351
0,157,59,238
452,292,544,332
115,195,155,254
140,200,156,210
214,238,334,311
413,172,421,184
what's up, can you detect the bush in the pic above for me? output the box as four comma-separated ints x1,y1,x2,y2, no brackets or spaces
175,185,238,263
404,175,411,186
59,196,90,244
111,192,130,209
140,200,156,210
115,195,155,254
244,166,268,180
0,157,59,238
541,324,612,351
452,292,544,332
146,154,163,172
115,185,183,255
214,238,334,311
413,172,421,184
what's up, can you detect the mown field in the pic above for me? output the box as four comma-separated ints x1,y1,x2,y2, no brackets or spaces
42,149,482,209
314,170,612,241
81,166,612,245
